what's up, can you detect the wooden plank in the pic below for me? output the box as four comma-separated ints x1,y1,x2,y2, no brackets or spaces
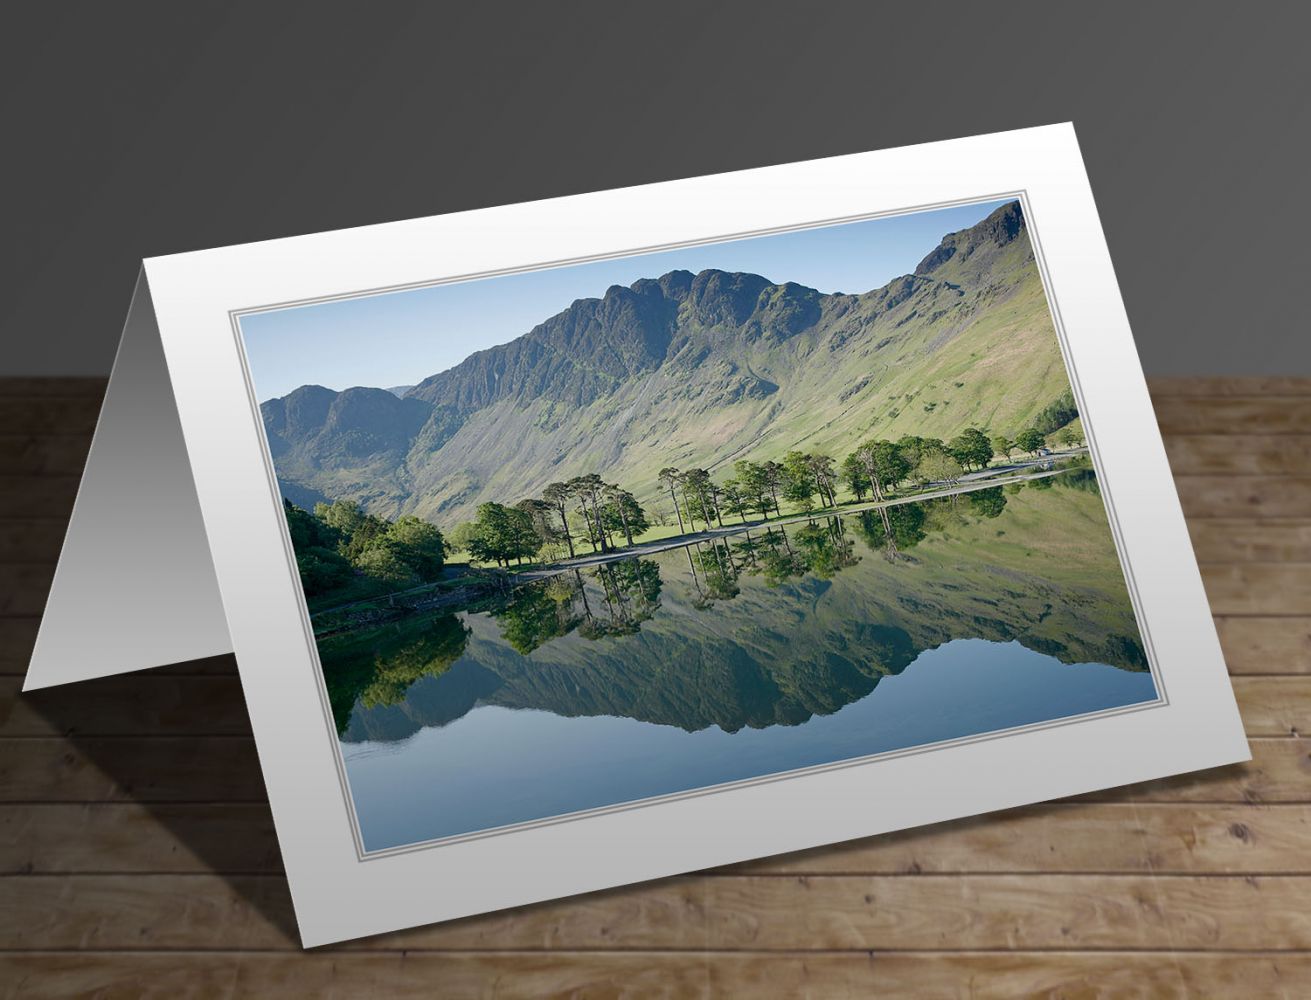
0,803,281,874
1201,564,1311,616
1179,476,1311,518
0,476,78,519
0,676,251,737
0,435,91,477
732,802,1311,877
3,873,1311,952
7,802,1310,878
0,377,106,397
0,397,102,436
1148,376,1311,397
1216,617,1311,674
0,953,711,999
0,738,266,802
0,619,38,673
1232,677,1311,736
702,874,1311,951
0,736,1303,809
1153,396,1311,435
1165,434,1311,475
0,565,54,616
0,521,68,564
0,874,708,951
2,951,1304,1000
1190,520,1311,563
709,952,1310,998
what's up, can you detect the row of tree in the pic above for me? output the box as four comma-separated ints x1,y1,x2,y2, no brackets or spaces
655,420,1081,532
286,499,446,597
451,474,653,568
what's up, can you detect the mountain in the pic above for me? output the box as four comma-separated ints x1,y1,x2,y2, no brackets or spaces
329,484,1148,743
261,201,1071,526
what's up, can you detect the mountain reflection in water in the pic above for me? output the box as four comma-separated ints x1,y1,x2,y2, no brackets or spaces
320,473,1158,848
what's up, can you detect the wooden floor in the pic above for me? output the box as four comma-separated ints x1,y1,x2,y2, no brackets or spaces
1,376,1309,998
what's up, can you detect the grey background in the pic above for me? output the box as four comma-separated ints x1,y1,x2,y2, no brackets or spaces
4,2,1308,376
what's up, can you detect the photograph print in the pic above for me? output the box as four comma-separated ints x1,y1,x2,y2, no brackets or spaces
239,197,1159,854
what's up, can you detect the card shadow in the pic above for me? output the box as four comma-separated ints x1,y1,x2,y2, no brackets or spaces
21,656,301,945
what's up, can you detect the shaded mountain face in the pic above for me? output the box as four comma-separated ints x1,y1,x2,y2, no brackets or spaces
261,201,1067,525
331,484,1147,744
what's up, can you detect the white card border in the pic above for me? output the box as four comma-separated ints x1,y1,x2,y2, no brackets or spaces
143,123,1248,947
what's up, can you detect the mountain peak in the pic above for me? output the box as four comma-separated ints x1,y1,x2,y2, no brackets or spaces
914,200,1025,277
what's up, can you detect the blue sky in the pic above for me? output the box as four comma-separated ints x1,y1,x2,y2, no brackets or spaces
240,198,1010,401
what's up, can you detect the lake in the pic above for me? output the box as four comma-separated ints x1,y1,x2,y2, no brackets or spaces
321,475,1158,852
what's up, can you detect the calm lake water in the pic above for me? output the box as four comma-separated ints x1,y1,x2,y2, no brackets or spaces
322,476,1158,851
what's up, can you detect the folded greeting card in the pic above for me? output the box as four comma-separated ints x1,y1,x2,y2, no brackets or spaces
26,124,1247,946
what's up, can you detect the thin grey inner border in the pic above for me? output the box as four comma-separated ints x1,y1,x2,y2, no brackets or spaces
229,189,1168,864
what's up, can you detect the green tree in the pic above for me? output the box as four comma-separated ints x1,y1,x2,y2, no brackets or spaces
569,474,611,552
854,440,910,502
681,469,717,528
1016,428,1046,455
917,451,963,486
542,482,577,559
657,467,686,535
468,502,540,567
445,520,479,555
1057,425,1082,448
734,460,774,518
601,486,649,547
991,435,1015,462
383,515,446,581
967,486,1008,519
355,546,420,587
840,453,872,503
948,427,993,471
806,453,839,508
761,461,785,517
781,451,818,511
720,478,751,523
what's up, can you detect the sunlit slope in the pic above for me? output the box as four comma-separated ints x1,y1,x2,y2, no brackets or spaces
262,200,1072,526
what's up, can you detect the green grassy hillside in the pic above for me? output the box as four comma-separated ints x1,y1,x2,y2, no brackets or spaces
264,201,1073,529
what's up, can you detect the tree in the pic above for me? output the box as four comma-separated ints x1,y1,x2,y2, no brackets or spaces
948,427,993,471
840,453,872,503
467,502,540,567
761,461,785,517
384,515,446,580
967,486,1008,519
314,499,388,561
735,460,774,518
1016,428,1046,455
781,451,818,511
681,469,717,528
895,435,925,472
516,498,563,555
354,546,420,586
542,482,577,558
806,453,839,508
569,474,611,552
719,478,751,523
658,467,686,535
916,451,963,486
445,520,479,555
601,486,648,547
991,435,1015,462
854,440,909,502
1057,425,1082,448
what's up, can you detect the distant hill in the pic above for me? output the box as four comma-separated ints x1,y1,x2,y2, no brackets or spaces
384,385,415,398
261,201,1071,527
